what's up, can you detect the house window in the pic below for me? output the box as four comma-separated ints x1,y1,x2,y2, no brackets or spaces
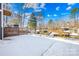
64,28,69,31
0,3,1,9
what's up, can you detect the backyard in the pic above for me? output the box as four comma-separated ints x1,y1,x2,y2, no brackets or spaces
1,3,79,56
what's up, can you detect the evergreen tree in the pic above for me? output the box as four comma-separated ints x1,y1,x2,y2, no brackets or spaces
28,13,37,33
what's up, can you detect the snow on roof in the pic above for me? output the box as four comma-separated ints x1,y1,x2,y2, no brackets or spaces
70,33,79,36
50,32,58,35
64,30,70,33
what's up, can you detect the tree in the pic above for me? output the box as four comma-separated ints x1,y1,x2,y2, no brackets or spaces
37,12,44,30
9,18,20,26
71,8,79,27
71,8,79,33
28,13,37,33
48,19,53,32
48,19,53,26
3,3,12,27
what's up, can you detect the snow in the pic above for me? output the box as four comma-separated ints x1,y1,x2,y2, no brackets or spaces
70,33,79,36
49,32,58,36
44,41,79,56
0,35,55,56
0,34,79,56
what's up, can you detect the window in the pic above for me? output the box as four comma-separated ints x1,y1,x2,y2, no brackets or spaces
0,3,1,9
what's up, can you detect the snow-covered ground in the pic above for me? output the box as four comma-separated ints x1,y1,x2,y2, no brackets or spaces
0,34,79,56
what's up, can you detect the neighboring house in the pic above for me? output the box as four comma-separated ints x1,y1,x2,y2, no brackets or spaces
77,28,79,34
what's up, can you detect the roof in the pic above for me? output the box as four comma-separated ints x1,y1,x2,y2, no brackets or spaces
70,33,79,36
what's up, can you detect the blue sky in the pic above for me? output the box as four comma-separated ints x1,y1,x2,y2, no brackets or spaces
7,3,79,26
